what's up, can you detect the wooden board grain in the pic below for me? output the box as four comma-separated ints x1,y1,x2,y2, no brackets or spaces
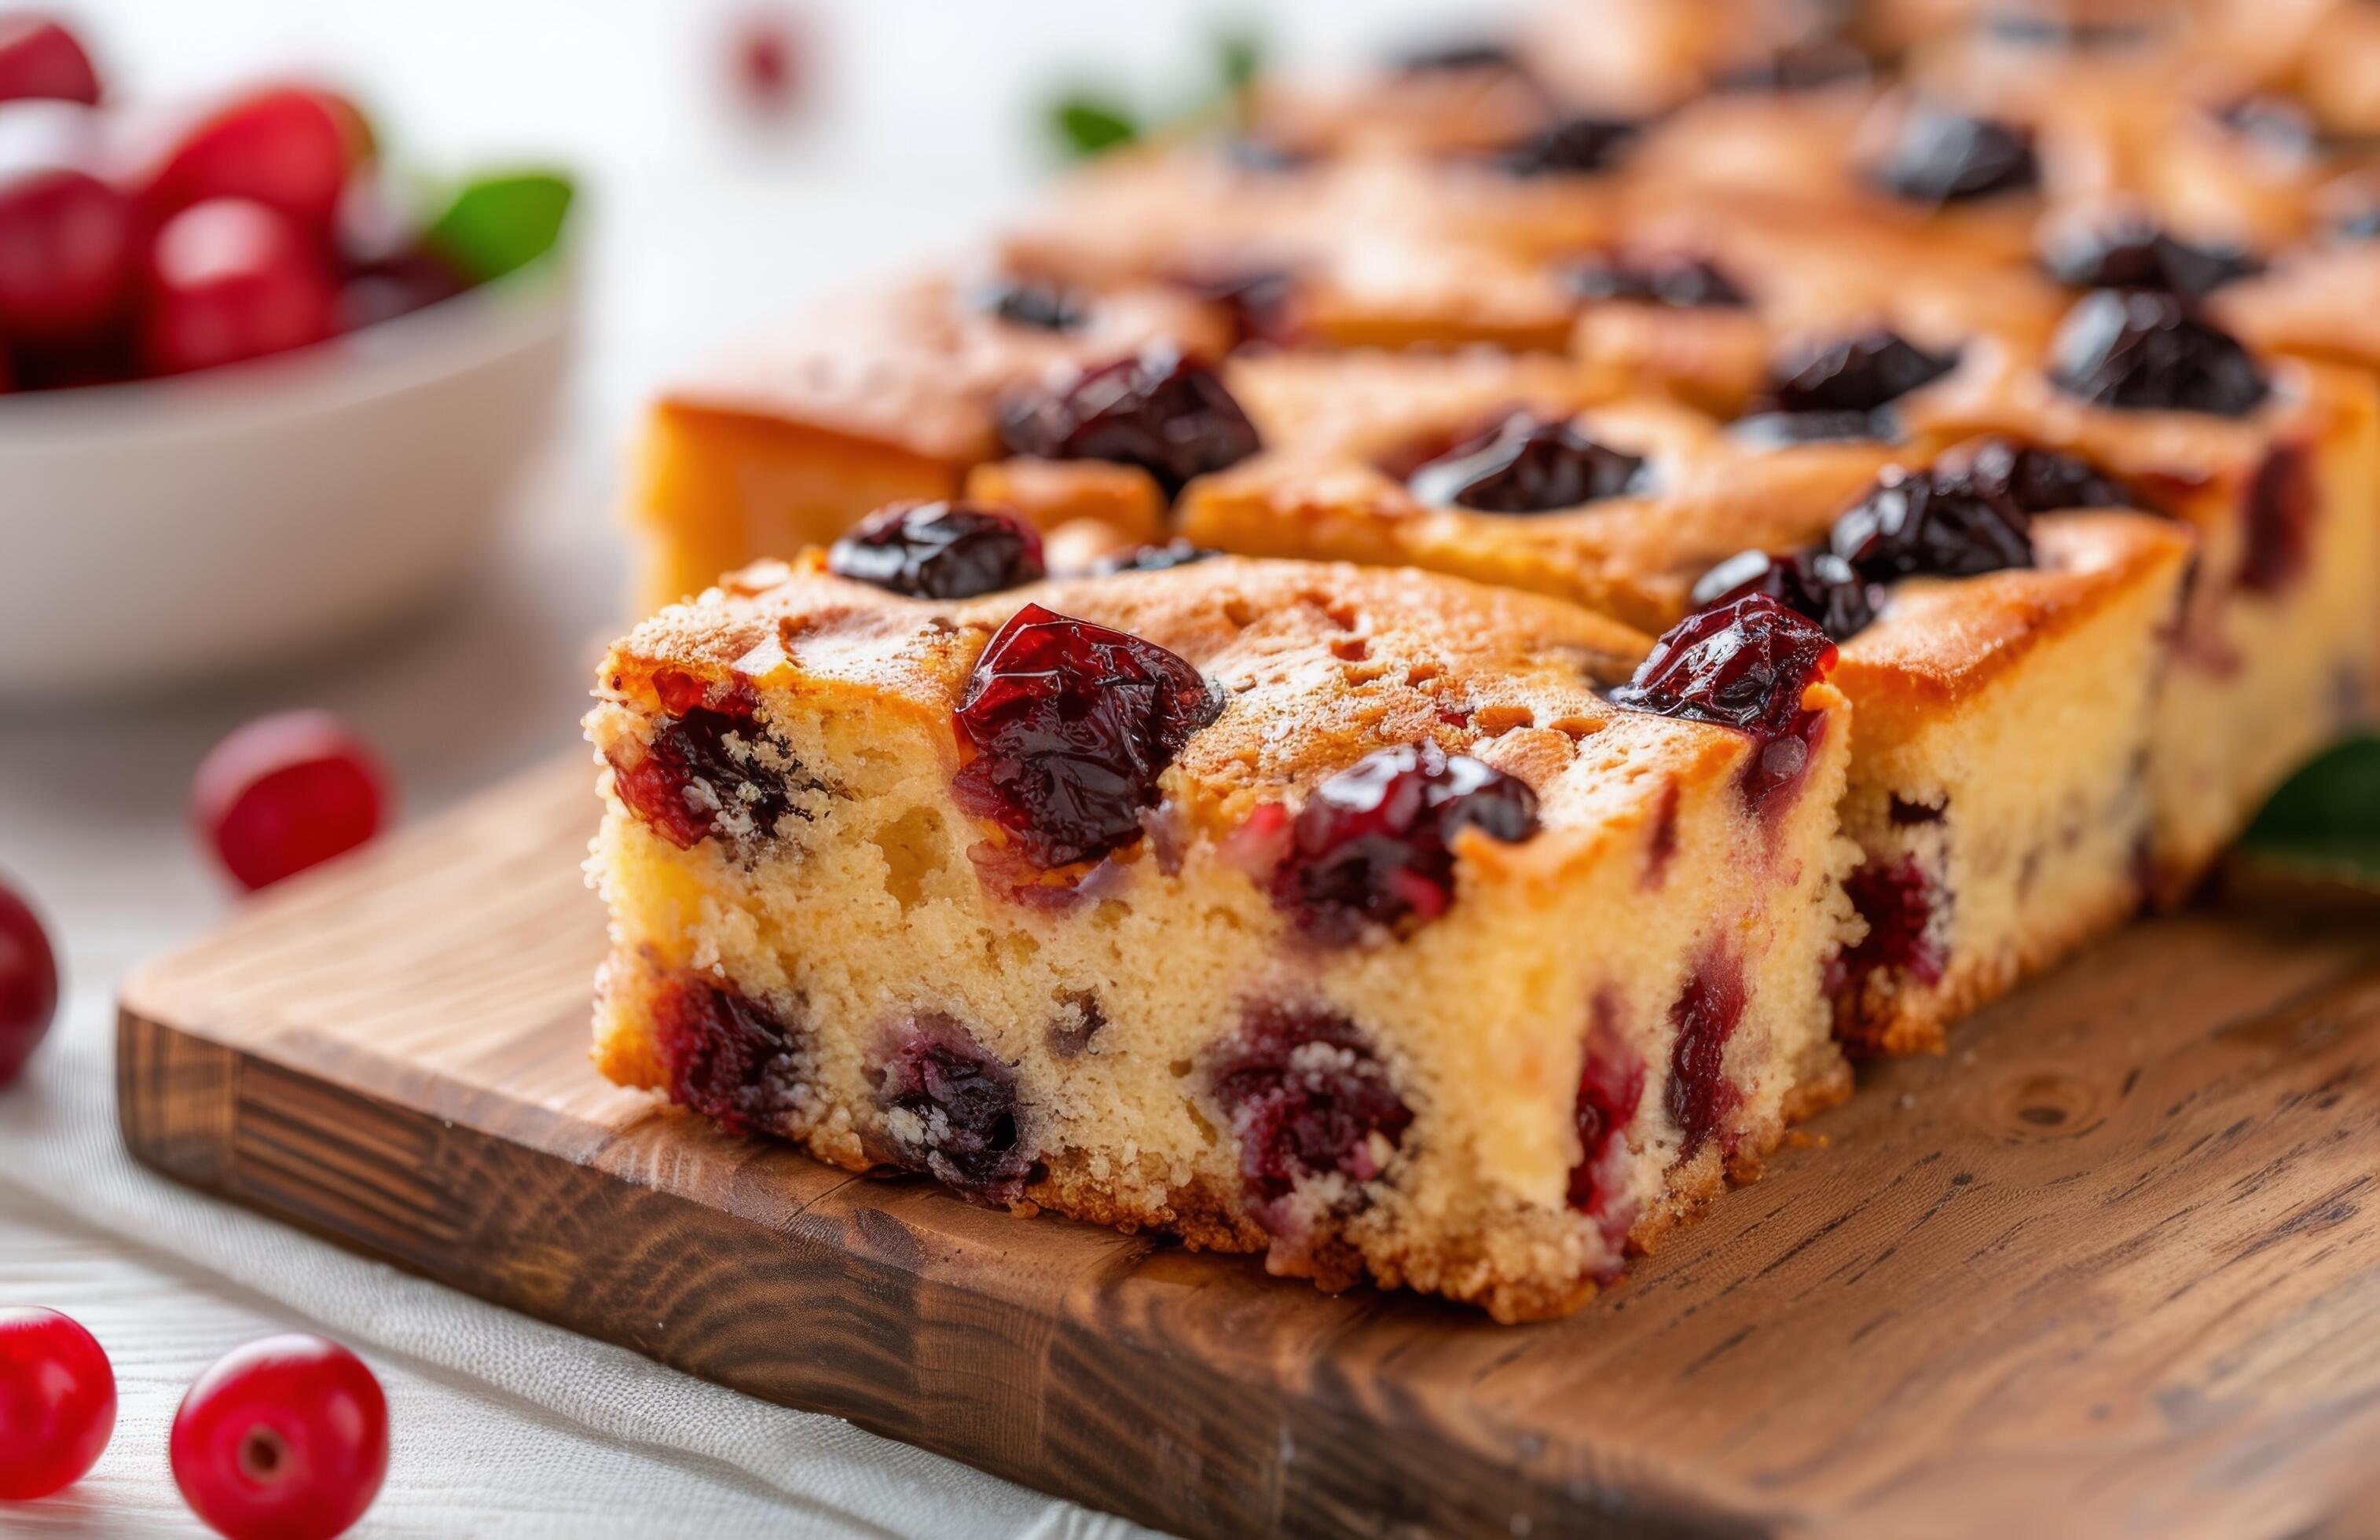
116,754,2380,1540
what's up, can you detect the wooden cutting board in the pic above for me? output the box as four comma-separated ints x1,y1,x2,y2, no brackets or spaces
116,754,2380,1540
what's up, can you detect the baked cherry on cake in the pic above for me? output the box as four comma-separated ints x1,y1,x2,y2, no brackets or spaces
1176,350,2192,1055
629,273,1237,612
586,551,1858,1321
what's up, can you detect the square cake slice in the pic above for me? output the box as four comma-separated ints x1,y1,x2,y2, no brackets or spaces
1176,352,2195,1053
585,549,1856,1320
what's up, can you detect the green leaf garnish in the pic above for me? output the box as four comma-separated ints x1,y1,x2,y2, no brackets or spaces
1051,96,1141,160
423,170,574,284
2241,734,2380,889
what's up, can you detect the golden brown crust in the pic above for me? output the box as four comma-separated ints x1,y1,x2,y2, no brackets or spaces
1832,512,2197,735
660,274,1234,465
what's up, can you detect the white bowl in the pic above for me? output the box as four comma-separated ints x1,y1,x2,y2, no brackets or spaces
0,262,574,698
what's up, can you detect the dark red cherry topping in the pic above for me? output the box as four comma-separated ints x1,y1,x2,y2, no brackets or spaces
2239,442,2316,595
1089,537,1219,574
1938,435,2133,513
876,1014,1032,1205
2048,288,2268,416
1167,265,1301,347
1667,948,1747,1157
1270,742,1540,944
977,277,1091,332
827,500,1046,600
1496,114,1638,178
1561,251,1747,308
1828,462,2036,581
1406,409,1646,512
996,346,1261,497
1208,1003,1413,1230
1693,548,1884,642
1870,104,2037,205
651,974,814,1137
952,603,1222,869
1758,328,1957,416
2037,217,2260,298
611,680,803,850
1609,596,1838,741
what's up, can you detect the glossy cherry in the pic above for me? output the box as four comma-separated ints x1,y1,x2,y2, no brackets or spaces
2048,288,2268,416
2037,216,2260,298
0,875,59,1088
0,1307,114,1500
193,710,388,892
827,500,1047,600
0,102,138,340
1828,462,2036,581
142,197,336,376
145,86,365,231
1406,409,1645,512
1608,595,1839,741
1562,251,1746,308
950,603,1221,869
0,15,98,105
1758,328,1957,416
977,277,1089,332
1692,548,1883,641
171,1334,387,1540
1270,742,1540,943
996,346,1261,497
1871,104,2037,205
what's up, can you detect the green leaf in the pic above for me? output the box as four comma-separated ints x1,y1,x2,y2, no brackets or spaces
423,170,574,284
1051,95,1140,159
2241,734,2380,888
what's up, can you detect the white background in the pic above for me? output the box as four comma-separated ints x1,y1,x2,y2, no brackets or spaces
0,1,1527,1534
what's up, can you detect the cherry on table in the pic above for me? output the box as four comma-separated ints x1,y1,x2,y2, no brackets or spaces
0,875,58,1087
171,1334,387,1540
0,101,138,341
0,1307,116,1501
141,197,336,376
0,15,100,107
192,710,389,892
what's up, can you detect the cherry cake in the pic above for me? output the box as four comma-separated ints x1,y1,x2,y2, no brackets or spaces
585,548,1856,1320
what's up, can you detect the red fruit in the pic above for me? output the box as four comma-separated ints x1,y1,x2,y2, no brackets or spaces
142,198,335,375
0,877,59,1087
0,1307,116,1501
0,102,138,340
145,86,364,231
171,1335,387,1540
0,15,99,106
193,711,387,892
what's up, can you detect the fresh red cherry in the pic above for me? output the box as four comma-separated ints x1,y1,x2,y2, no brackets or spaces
193,711,388,892
141,197,335,375
0,15,99,106
0,1307,116,1501
171,1335,387,1540
0,875,59,1087
145,86,365,232
0,101,137,340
